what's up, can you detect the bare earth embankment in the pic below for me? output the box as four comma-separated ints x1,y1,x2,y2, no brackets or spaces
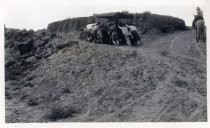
5,28,206,122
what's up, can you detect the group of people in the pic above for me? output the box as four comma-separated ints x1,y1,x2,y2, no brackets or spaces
85,20,143,47
85,7,204,46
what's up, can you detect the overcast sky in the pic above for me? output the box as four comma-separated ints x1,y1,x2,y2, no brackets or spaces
2,0,208,30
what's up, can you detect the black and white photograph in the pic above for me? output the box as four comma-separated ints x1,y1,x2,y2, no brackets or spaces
0,0,209,127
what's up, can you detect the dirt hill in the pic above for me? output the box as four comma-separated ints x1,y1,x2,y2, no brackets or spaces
4,12,206,122
5,27,206,122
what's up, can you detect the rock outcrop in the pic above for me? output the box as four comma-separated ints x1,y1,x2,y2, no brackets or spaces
4,28,78,81
47,12,186,34
47,17,95,33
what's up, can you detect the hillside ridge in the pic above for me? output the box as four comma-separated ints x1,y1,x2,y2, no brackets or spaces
5,27,207,122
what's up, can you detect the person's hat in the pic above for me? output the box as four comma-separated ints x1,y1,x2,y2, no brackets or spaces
197,7,200,10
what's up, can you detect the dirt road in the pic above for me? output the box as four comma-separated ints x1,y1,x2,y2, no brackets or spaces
109,29,207,121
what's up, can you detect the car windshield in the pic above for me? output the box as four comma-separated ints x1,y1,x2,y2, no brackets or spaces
119,19,133,25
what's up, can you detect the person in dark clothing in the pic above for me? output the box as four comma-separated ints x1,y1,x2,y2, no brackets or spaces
192,7,204,28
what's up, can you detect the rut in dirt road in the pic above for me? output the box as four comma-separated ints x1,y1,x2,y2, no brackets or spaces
169,30,205,60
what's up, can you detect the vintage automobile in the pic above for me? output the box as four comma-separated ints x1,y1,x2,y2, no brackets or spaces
83,12,143,46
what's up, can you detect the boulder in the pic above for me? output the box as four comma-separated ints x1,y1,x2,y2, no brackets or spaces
49,33,57,38
41,35,51,43
14,30,22,41
21,29,28,37
28,29,34,37
44,49,53,58
5,30,13,40
26,56,37,64
5,59,16,67
35,47,43,59
34,29,47,38
33,39,45,48
17,38,34,55
56,41,70,49
56,40,78,49
5,39,14,48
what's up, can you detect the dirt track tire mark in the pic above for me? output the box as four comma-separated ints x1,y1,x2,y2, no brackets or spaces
169,30,205,60
169,33,182,54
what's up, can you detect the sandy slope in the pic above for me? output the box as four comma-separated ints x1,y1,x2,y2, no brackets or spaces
5,29,207,122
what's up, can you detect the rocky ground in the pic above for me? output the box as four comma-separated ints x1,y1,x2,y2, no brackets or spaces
5,28,207,122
